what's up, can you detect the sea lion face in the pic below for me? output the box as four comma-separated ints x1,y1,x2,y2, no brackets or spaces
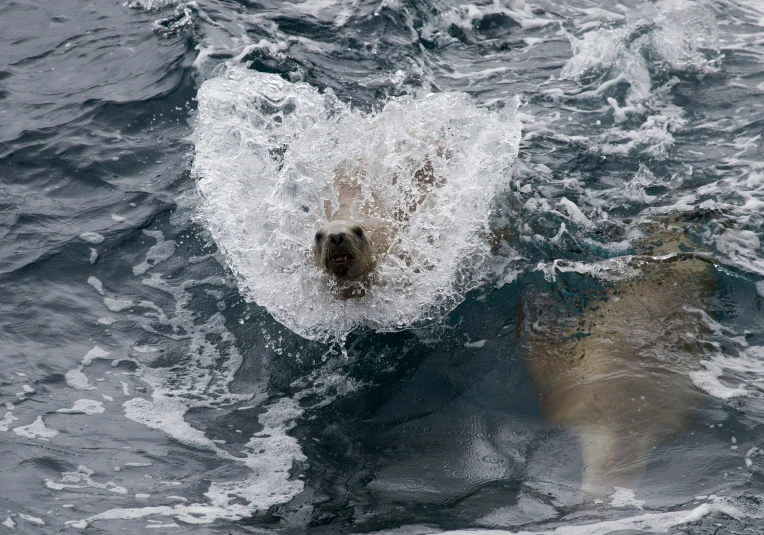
313,220,374,281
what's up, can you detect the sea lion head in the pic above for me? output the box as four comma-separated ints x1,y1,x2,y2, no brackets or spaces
313,220,374,281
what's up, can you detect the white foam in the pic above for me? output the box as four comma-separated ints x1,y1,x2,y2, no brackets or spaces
598,123,677,159
0,410,18,431
57,399,106,415
287,0,342,19
402,495,763,535
65,369,97,391
46,465,128,494
83,346,111,365
55,269,308,528
17,514,44,526
1,517,14,528
123,395,227,454
558,197,593,228
562,1,720,103
133,230,177,276
745,447,763,469
692,345,764,399
194,66,521,341
663,165,764,277
128,0,183,10
70,317,361,529
464,340,486,348
104,297,134,312
87,276,104,295
204,397,306,514
65,346,113,391
623,165,659,203
67,504,239,528
714,228,764,276
554,1,721,161
536,256,642,283
609,487,645,510
79,231,105,244
438,0,556,42
13,416,59,441
478,495,557,527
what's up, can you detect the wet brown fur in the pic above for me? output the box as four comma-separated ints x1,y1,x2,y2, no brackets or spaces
519,218,716,494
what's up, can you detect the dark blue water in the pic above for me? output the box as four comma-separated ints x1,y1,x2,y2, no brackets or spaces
1,0,764,533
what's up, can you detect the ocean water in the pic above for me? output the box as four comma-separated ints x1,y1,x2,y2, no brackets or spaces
1,0,764,533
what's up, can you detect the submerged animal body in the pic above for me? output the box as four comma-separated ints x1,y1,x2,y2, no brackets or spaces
520,219,716,493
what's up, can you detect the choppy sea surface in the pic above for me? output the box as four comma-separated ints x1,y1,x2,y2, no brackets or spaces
2,0,764,533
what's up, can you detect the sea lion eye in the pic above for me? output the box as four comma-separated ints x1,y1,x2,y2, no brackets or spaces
315,232,323,242
352,226,364,238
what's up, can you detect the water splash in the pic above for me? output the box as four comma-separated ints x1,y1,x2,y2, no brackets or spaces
562,0,721,103
194,65,521,341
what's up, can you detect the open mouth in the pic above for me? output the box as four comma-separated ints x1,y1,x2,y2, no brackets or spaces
329,254,354,265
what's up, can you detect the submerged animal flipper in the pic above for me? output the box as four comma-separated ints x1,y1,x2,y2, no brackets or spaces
577,427,656,494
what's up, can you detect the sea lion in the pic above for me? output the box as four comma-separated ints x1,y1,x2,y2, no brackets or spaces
313,148,448,297
519,215,718,494
313,219,374,282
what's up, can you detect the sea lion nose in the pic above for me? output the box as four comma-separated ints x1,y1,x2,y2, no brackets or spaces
329,232,345,246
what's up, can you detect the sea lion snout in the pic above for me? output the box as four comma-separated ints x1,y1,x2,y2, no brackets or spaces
329,232,345,246
313,219,374,282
